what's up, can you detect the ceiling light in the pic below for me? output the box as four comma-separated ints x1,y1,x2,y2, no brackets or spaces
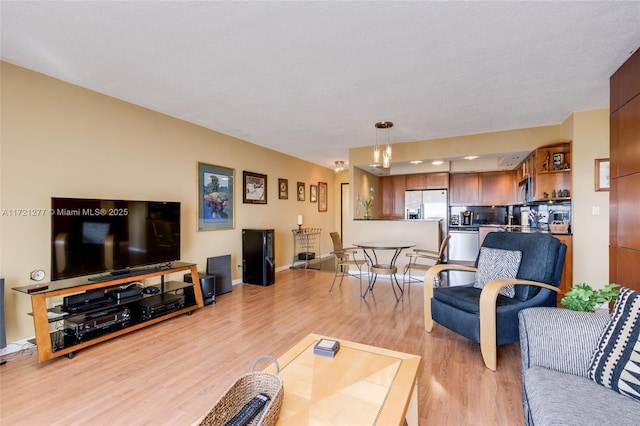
409,160,423,165
334,160,344,172
431,160,444,165
374,121,393,168
464,156,479,160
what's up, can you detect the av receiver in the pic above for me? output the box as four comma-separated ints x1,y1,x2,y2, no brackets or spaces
65,307,131,340
133,293,185,320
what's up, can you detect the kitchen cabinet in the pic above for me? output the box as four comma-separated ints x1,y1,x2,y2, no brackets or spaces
451,171,515,206
405,174,426,190
427,173,449,189
532,142,571,201
405,173,449,190
517,152,536,181
380,175,406,219
479,171,516,205
449,173,479,206
553,234,573,305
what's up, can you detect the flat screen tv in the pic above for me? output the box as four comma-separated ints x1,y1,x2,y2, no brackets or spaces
51,197,181,281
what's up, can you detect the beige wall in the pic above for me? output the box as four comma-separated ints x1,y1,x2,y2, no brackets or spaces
565,109,610,288
0,62,336,341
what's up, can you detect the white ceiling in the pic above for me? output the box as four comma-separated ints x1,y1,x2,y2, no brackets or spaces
2,1,639,170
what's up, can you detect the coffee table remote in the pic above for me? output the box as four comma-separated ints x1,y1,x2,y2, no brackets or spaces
225,393,270,426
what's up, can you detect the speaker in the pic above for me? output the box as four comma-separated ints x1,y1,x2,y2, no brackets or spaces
206,254,233,295
242,229,275,286
184,273,216,306
0,278,6,349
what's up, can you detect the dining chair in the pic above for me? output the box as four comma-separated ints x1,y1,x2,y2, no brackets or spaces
402,234,451,295
328,232,369,297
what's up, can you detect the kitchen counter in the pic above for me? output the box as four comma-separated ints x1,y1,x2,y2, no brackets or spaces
477,224,572,236
353,218,442,222
348,219,441,272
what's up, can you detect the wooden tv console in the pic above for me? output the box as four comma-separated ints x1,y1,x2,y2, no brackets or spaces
13,262,203,362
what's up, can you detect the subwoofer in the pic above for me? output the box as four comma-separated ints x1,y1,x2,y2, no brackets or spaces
184,273,216,306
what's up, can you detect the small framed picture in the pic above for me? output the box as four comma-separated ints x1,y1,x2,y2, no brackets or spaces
243,171,267,204
297,182,305,201
318,181,327,212
595,158,610,191
310,184,317,203
278,178,288,199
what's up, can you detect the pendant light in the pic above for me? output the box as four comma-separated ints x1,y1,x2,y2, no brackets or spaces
374,121,393,168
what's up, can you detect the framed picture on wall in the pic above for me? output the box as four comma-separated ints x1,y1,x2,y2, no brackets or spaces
310,184,317,203
318,181,327,212
243,171,267,204
197,162,234,231
595,158,610,191
278,178,288,199
297,182,305,201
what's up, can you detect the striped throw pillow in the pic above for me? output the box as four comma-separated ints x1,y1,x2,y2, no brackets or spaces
473,247,522,298
588,287,640,402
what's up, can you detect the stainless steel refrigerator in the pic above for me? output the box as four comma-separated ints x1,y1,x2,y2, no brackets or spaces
405,189,448,241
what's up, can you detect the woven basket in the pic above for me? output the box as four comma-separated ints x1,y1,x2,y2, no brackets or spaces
198,356,283,426
549,220,569,233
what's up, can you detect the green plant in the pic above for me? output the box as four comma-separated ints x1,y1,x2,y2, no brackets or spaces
560,283,620,312
357,187,374,218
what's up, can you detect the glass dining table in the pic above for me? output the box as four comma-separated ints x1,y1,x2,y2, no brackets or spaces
353,241,416,301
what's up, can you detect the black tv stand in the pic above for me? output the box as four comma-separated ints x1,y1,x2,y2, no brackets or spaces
110,268,131,276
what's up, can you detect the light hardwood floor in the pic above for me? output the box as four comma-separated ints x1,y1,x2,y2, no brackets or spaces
0,268,524,426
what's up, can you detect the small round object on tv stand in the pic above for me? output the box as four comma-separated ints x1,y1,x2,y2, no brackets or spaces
30,270,45,281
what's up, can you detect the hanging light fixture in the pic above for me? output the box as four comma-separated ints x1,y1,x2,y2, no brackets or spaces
374,121,393,168
334,161,344,172
373,131,381,164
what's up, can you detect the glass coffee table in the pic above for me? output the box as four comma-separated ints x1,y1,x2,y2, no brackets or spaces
264,333,420,426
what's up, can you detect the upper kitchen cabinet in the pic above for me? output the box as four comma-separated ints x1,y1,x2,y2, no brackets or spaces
405,173,449,190
532,142,572,201
380,175,406,219
450,171,515,206
479,171,516,205
450,173,479,206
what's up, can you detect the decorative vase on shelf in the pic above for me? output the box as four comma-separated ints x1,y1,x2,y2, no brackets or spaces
358,187,374,220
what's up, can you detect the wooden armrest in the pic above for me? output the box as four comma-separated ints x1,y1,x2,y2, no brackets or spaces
424,264,478,333
479,279,559,371
413,248,439,255
410,253,440,261
331,248,359,255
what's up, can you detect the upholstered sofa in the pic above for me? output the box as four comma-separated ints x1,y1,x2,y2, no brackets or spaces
519,305,639,426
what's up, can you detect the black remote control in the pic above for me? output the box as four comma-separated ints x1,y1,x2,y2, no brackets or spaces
225,393,270,426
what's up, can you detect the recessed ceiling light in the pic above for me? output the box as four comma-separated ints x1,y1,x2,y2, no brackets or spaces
431,160,444,165
409,160,423,165
464,156,479,160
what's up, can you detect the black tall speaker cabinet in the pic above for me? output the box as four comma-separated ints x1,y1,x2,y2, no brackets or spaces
242,229,275,286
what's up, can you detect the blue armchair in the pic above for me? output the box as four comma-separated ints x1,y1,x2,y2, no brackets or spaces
424,231,567,370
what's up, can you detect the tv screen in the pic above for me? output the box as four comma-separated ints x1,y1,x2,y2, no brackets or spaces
51,198,181,281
